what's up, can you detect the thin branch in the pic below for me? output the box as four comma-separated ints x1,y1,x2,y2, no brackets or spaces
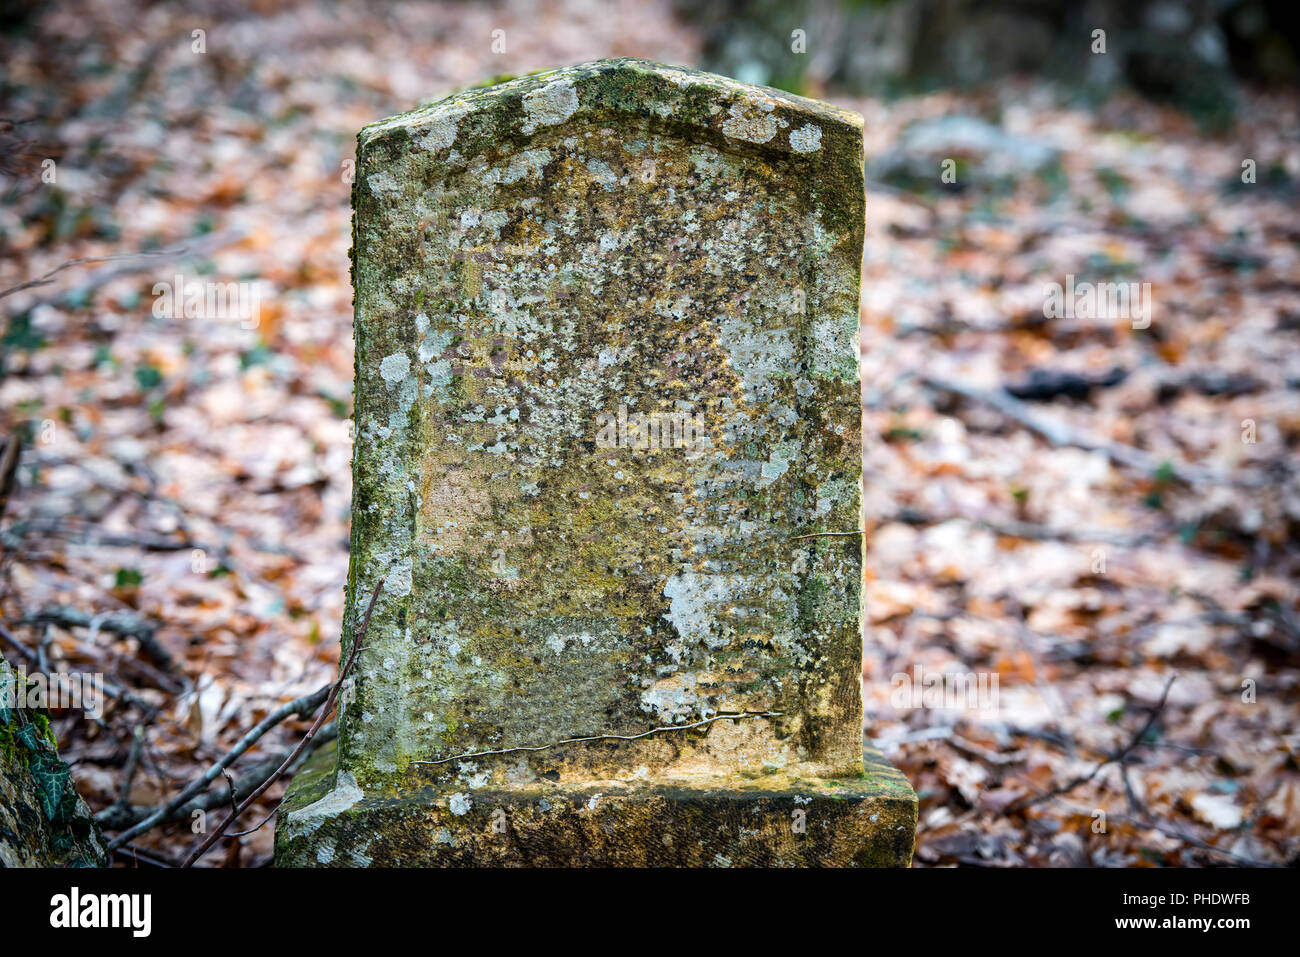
221,770,239,817
1,253,151,300
0,434,19,522
25,604,175,673
217,720,342,840
19,455,306,559
104,682,333,850
1007,675,1176,813
922,375,1237,486
1048,794,1280,868
885,510,1156,547
0,620,148,711
2,616,179,711
226,802,277,838
115,724,148,808
111,843,180,869
94,721,337,831
0,229,244,305
180,577,386,867
0,621,37,665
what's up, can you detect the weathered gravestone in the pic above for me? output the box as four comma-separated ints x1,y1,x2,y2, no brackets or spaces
276,58,916,866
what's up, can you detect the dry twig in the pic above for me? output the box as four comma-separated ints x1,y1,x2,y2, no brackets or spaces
103,681,333,849
179,577,385,867
922,375,1237,486
1007,675,1176,813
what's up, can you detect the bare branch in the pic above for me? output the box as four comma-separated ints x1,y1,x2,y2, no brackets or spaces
104,682,332,850
180,577,385,867
922,375,1239,486
1007,675,1176,813
0,229,244,306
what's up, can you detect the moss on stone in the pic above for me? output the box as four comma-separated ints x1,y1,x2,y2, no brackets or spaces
280,59,914,867
340,58,870,789
277,743,915,867
0,655,106,868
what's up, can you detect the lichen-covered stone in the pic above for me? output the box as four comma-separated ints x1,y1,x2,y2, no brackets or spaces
0,655,106,868
277,58,915,866
278,741,915,867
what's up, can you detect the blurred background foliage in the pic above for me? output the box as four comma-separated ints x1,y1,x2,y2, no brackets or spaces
1,0,1298,868
681,0,1300,128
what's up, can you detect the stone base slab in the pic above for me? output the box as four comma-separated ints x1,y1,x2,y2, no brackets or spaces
274,744,916,867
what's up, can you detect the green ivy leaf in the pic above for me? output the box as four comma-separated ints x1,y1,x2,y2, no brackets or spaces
15,721,47,753
0,671,14,726
31,761,71,821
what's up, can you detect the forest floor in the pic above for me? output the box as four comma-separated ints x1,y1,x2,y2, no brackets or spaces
1,0,1297,867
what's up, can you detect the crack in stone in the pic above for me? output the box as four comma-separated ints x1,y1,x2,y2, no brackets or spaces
410,711,784,767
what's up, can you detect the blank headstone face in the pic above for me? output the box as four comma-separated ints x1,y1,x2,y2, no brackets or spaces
344,59,864,785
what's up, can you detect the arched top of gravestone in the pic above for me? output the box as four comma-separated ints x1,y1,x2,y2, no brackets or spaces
356,58,865,240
